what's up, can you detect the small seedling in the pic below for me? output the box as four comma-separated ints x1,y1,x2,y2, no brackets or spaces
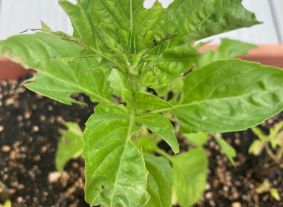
256,179,281,201
184,132,236,165
56,122,83,172
250,121,283,163
0,200,12,207
1,1,283,206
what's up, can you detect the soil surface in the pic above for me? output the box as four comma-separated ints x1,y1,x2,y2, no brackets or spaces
0,78,283,207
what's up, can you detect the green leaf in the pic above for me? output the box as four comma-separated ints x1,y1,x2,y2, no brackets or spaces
108,69,126,97
59,0,98,47
173,60,283,133
132,0,167,50
41,21,52,33
137,113,179,153
0,32,111,104
166,0,259,41
145,156,173,207
270,188,281,201
62,0,166,52
83,103,148,206
198,38,256,67
158,44,199,76
269,121,283,148
249,140,265,156
61,0,259,53
135,135,159,153
124,91,172,111
0,32,82,68
172,148,208,207
56,122,83,172
215,135,236,165
1,200,11,207
251,127,267,141
88,0,128,52
184,132,209,146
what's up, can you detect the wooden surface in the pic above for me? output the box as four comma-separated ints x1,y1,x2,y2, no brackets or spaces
0,0,282,44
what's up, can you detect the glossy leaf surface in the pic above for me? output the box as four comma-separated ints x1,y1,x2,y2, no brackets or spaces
173,60,283,133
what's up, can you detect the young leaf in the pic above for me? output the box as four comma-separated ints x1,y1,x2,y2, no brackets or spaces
137,113,179,153
172,148,208,207
249,140,265,156
59,0,98,47
41,21,52,33
198,39,256,67
124,91,171,111
0,32,111,104
184,132,209,146
251,127,268,141
145,156,173,207
63,0,166,52
269,121,283,148
158,44,199,76
256,179,271,193
56,122,83,172
108,69,126,97
1,200,11,207
135,135,160,153
215,135,236,165
270,188,281,201
131,0,169,50
83,103,148,206
173,60,283,133
165,0,259,41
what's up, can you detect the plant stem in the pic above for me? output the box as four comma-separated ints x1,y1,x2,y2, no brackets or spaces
265,144,278,162
155,148,173,161
276,148,283,161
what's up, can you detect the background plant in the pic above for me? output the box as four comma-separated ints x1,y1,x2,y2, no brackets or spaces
1,0,283,206
250,121,283,163
248,121,283,202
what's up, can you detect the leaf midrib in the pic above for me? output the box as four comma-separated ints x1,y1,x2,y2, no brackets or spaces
110,111,136,206
36,68,111,104
152,89,281,114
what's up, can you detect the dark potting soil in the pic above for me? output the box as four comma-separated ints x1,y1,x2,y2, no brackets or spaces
0,78,283,207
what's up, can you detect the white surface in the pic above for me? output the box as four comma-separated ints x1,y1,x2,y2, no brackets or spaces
270,0,283,42
0,0,282,44
0,0,73,39
144,0,174,8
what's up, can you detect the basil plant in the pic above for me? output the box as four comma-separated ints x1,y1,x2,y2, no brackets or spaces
1,0,283,206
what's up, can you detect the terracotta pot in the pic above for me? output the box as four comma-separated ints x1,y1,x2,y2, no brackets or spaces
243,45,283,68
0,45,283,80
0,57,30,81
200,45,283,68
